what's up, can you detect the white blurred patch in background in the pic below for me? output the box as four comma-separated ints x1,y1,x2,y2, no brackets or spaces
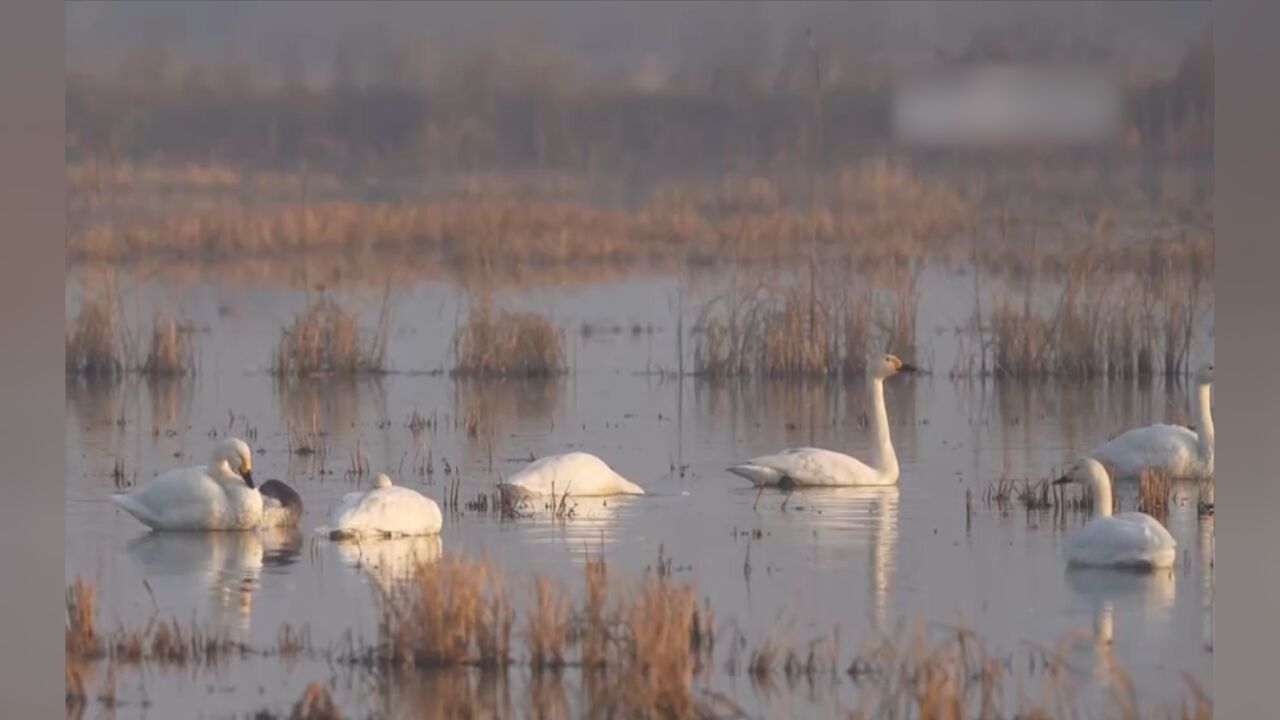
892,65,1122,147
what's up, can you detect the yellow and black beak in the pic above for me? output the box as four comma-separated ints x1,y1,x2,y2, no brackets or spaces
1052,474,1071,486
898,362,919,373
241,468,255,489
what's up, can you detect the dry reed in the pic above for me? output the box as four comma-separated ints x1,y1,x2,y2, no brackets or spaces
290,682,341,720
452,301,565,378
140,311,196,377
693,271,919,380
65,298,122,378
274,293,390,377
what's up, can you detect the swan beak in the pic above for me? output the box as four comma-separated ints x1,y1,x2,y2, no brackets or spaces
899,362,919,373
1052,474,1071,486
242,470,255,489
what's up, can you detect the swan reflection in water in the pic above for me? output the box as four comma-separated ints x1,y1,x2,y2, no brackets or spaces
125,528,302,635
1064,565,1176,685
509,494,644,563
331,535,444,597
750,485,900,631
1199,513,1214,651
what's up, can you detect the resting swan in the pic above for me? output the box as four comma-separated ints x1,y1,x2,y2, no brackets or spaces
500,452,645,499
1090,362,1213,479
259,479,304,528
727,354,917,487
323,473,443,539
111,438,264,531
1053,458,1176,569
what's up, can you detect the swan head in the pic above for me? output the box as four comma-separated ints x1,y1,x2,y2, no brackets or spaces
1053,457,1110,490
373,473,394,489
211,437,255,488
868,353,918,380
1193,361,1214,385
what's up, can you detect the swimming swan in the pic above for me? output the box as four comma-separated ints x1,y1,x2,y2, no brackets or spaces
111,437,263,530
727,354,917,487
324,473,443,539
259,479,304,528
1053,458,1176,569
1090,362,1214,480
500,452,645,498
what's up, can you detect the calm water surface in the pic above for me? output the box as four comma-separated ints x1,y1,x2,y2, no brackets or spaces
65,272,1213,718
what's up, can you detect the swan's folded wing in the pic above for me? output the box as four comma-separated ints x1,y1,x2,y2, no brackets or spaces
1067,516,1174,565
1092,425,1197,476
114,467,223,529
747,449,873,486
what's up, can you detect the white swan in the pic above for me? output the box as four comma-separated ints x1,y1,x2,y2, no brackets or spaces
112,437,263,530
500,452,645,498
727,354,917,487
1090,362,1214,479
323,473,443,539
1053,458,1176,569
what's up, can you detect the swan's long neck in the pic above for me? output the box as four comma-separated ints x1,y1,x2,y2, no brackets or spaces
1088,470,1113,519
868,377,897,477
1193,381,1213,468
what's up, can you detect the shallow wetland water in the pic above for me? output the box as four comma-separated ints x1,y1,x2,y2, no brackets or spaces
66,270,1213,718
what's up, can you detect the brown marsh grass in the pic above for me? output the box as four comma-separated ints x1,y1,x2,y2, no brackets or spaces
66,578,102,661
68,158,973,270
290,682,342,720
274,291,391,378
452,301,566,378
973,231,1211,380
693,264,919,379
67,562,1210,719
65,297,123,378
140,311,196,377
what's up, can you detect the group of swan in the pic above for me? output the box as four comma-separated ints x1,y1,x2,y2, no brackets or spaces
111,439,443,539
110,355,1212,572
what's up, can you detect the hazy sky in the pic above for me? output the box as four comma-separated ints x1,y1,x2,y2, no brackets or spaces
66,1,1211,82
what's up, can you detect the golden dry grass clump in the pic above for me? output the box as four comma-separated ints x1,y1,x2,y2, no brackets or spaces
380,555,514,669
141,311,196,377
66,298,123,378
693,272,918,380
274,295,390,378
290,682,341,720
66,578,102,661
452,302,566,378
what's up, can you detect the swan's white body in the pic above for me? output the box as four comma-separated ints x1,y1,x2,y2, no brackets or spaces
501,452,645,498
728,355,914,487
325,474,443,538
112,438,262,531
1090,365,1213,480
1057,459,1176,569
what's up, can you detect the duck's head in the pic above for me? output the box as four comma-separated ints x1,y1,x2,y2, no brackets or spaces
373,473,394,489
868,353,918,381
211,437,255,488
1194,361,1214,385
1053,457,1109,489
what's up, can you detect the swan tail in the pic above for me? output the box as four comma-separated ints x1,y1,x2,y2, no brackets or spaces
727,464,783,486
111,493,161,529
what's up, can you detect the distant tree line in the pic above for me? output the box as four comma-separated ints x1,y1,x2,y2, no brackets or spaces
66,28,1211,180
